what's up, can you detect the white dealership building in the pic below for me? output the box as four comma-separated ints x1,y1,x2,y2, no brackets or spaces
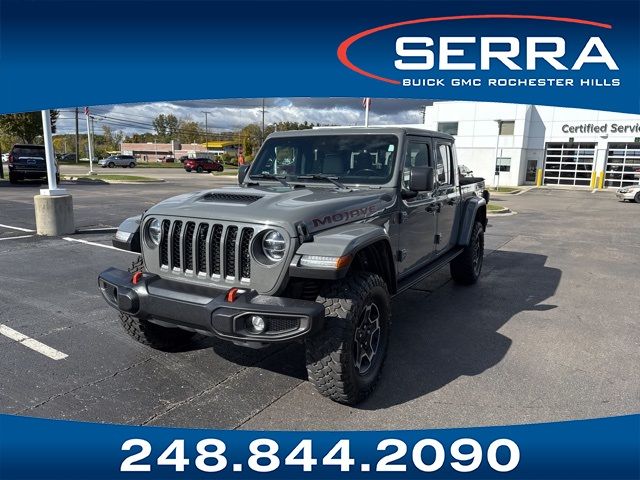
422,101,640,188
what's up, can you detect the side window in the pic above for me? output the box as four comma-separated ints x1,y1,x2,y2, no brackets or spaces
403,142,430,188
435,143,453,185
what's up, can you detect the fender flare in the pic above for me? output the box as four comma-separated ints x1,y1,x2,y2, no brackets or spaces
289,223,395,287
112,215,142,252
458,197,487,246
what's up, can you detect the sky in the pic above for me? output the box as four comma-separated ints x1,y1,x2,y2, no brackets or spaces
55,98,432,136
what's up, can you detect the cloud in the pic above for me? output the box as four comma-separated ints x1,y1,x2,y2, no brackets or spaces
55,97,431,135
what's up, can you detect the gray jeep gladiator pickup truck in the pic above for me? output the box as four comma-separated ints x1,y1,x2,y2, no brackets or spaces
98,127,488,404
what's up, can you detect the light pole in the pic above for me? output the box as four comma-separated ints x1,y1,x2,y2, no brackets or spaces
34,109,74,236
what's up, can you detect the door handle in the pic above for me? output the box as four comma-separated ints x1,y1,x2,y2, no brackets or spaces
426,203,441,214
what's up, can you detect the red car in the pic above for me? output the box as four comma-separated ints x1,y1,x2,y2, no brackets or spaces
183,157,224,173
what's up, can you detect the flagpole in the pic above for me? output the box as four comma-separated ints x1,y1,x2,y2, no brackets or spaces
85,108,94,174
364,99,370,127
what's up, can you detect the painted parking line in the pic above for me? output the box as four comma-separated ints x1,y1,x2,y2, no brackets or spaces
62,236,138,254
0,223,35,232
0,324,68,361
0,235,35,241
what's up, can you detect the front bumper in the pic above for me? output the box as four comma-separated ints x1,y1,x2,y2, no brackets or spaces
616,192,635,200
98,267,324,346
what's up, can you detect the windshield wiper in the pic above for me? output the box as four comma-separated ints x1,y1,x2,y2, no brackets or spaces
250,173,291,187
296,174,347,190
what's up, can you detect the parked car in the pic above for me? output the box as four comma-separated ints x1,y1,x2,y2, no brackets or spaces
99,126,488,405
616,183,640,203
183,157,224,173
7,144,59,184
59,153,77,162
98,155,137,168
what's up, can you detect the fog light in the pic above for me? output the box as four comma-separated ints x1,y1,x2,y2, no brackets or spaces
251,315,266,333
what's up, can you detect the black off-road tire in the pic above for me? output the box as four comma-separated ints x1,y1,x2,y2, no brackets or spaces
119,256,196,350
305,272,390,405
9,172,19,184
450,220,484,285
196,166,203,173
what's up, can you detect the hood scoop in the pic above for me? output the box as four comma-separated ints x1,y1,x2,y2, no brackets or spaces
200,192,263,204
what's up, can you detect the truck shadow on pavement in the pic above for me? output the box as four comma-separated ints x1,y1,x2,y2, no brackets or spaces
361,249,561,410
205,250,561,408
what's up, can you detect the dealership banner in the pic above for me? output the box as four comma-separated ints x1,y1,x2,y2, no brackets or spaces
1,414,638,479
1,1,639,480
0,0,638,114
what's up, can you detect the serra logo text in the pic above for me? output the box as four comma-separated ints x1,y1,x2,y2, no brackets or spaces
395,37,618,71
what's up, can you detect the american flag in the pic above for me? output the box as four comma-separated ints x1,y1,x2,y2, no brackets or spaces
84,107,90,116
362,98,371,109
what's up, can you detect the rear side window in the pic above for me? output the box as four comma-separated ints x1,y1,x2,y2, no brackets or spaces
13,146,45,158
435,143,453,185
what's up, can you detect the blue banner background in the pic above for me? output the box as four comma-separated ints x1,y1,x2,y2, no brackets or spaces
1,414,638,479
0,0,638,113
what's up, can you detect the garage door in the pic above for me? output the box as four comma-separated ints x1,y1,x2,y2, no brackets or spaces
604,143,640,188
543,143,596,186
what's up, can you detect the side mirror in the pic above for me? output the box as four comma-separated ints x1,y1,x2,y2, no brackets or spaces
409,166,434,192
238,164,249,184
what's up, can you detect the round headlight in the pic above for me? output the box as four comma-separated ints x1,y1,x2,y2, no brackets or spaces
147,218,162,247
262,230,286,262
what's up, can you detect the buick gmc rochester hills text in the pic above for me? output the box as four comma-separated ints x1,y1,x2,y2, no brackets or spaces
98,127,489,404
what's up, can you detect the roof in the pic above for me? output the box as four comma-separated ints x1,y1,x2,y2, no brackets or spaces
267,126,454,141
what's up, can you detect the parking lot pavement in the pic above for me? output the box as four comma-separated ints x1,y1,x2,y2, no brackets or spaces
60,164,238,182
0,174,236,230
0,186,638,430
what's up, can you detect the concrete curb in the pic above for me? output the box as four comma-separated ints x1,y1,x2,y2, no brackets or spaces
62,177,165,184
487,206,517,216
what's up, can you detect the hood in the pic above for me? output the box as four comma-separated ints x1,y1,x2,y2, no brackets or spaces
145,185,397,236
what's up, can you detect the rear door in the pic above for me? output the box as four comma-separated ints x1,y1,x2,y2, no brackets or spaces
433,140,459,252
397,136,438,277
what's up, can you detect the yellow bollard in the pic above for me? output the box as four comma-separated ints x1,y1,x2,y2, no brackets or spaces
598,171,605,189
590,171,597,188
536,168,543,186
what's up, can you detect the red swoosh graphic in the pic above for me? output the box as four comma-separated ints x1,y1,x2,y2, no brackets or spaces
337,14,613,85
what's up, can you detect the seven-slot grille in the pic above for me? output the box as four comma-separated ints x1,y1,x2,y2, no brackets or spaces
159,219,255,282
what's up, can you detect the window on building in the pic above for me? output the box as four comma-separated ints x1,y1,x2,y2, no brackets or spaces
437,122,458,136
495,157,511,173
499,121,515,135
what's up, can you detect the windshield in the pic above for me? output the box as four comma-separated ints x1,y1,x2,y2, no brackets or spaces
249,134,398,185
14,147,45,158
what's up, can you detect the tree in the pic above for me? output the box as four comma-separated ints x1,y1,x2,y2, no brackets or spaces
240,124,263,155
0,110,59,144
152,113,180,142
152,114,168,139
177,120,203,144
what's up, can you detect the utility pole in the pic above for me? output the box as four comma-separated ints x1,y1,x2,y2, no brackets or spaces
201,111,211,147
75,107,79,163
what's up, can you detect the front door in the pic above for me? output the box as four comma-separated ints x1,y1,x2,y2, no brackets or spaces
525,159,537,183
433,141,458,252
398,137,438,277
